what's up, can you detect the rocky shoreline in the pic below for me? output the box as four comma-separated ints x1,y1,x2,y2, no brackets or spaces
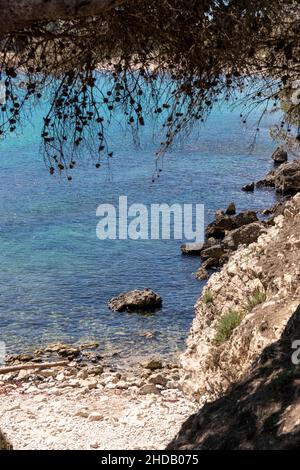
0,348,197,449
182,151,300,283
1,149,300,450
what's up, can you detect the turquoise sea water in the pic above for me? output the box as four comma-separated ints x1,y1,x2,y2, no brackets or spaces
0,87,279,359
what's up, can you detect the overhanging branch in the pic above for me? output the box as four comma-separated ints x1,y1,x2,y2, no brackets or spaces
0,0,126,34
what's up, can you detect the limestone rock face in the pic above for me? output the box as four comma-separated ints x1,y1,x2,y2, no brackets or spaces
256,159,300,195
256,169,276,188
107,289,162,312
223,222,266,251
168,305,300,450
274,160,300,195
201,244,225,260
195,267,209,281
181,193,300,401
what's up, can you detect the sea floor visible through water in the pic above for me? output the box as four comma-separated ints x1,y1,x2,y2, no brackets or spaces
0,86,280,360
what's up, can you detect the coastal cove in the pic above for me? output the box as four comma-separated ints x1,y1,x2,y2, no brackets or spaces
0,87,278,360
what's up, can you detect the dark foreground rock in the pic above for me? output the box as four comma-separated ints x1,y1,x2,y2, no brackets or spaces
242,182,255,192
206,211,258,239
272,147,288,164
168,305,300,450
107,289,162,312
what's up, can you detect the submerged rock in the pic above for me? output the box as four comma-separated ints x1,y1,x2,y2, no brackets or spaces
107,289,162,312
242,182,255,192
43,343,80,360
57,347,80,360
195,267,209,281
143,359,163,370
272,147,288,164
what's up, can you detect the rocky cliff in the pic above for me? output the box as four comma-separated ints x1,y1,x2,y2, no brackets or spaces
168,304,300,450
181,193,300,402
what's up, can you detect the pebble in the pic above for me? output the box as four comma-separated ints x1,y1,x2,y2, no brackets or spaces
90,441,100,449
139,384,161,395
74,409,89,418
149,374,168,387
143,360,163,371
88,412,104,422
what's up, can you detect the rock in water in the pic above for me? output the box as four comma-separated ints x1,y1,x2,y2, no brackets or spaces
242,182,255,192
256,160,300,195
181,243,204,255
195,267,209,281
201,257,220,269
272,147,288,164
201,244,225,260
107,289,162,312
225,202,236,216
206,211,258,239
256,169,276,188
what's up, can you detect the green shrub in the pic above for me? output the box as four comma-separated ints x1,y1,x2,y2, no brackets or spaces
203,290,213,304
247,288,266,311
213,310,243,345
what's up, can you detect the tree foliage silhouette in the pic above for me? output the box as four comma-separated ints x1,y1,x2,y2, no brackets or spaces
0,0,300,178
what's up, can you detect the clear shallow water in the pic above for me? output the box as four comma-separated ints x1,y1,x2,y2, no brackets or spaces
0,90,279,359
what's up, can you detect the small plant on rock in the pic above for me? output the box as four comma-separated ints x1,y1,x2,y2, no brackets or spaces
247,288,266,311
203,290,213,304
213,310,244,345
